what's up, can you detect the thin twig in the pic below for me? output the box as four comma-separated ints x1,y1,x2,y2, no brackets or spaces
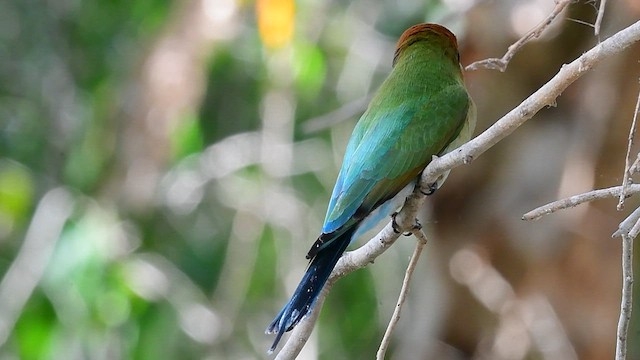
523,184,640,221
610,78,640,360
376,228,429,360
616,234,634,360
614,206,640,238
630,214,640,240
273,20,640,358
617,81,640,210
566,17,595,29
465,0,571,72
595,0,607,36
629,152,640,174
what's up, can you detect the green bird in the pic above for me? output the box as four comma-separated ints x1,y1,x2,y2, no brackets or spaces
267,23,476,353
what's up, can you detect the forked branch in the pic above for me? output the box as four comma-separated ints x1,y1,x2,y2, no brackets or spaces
465,0,572,72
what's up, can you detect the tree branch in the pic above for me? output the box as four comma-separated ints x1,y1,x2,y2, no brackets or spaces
616,233,634,360
465,0,571,72
617,80,640,210
612,85,640,358
273,19,640,359
595,0,607,36
376,227,429,360
523,184,640,221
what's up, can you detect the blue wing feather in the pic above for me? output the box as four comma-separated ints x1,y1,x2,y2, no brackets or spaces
322,84,469,234
322,105,416,233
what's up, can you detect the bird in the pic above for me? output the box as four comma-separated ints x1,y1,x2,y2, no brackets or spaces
266,23,476,353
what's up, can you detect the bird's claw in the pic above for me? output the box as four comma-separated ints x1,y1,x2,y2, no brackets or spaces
391,212,401,234
391,212,421,236
403,219,421,236
420,182,438,196
412,219,422,231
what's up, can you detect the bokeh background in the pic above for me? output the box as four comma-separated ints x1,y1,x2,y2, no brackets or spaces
2,0,640,359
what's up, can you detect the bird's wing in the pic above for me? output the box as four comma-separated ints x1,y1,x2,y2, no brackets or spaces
322,83,470,234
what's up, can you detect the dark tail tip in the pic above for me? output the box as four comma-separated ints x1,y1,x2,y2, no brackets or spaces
266,227,356,353
267,327,285,354
265,307,292,353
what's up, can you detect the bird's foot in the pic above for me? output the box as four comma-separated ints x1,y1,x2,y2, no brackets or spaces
412,219,422,231
391,212,421,236
404,218,421,236
391,212,401,234
420,182,438,196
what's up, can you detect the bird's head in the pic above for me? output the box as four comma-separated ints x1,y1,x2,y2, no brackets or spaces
393,23,460,67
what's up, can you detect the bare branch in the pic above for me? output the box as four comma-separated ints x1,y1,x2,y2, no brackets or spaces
617,81,640,210
566,17,596,29
614,206,640,238
629,152,640,174
273,19,640,358
616,234,634,360
376,227,429,360
610,87,640,329
595,0,607,36
523,184,640,221
630,215,640,240
465,0,571,72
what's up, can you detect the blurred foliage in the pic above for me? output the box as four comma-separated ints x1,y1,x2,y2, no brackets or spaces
1,0,640,359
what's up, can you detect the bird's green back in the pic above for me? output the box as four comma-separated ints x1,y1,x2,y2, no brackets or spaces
322,32,471,234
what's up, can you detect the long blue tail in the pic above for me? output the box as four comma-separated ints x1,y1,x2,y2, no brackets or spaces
266,227,356,353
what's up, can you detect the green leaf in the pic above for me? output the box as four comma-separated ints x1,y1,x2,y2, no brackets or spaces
0,159,34,236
